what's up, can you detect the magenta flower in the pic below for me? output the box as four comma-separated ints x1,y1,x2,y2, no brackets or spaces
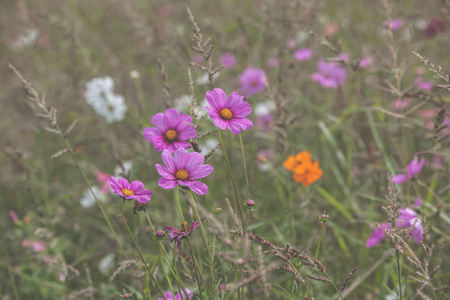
221,53,236,69
366,223,391,248
107,176,152,204
164,221,199,249
397,203,424,243
312,61,346,88
392,155,425,184
239,68,267,97
22,240,46,253
359,57,374,68
9,210,18,224
414,77,433,91
143,108,196,153
157,288,194,300
205,88,253,134
425,18,445,38
96,170,112,194
392,98,410,110
384,18,403,31
156,148,213,195
294,47,313,61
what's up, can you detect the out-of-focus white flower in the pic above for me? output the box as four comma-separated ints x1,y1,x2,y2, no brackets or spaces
81,186,106,208
10,29,39,51
255,100,276,116
196,72,220,85
98,253,115,274
84,77,127,123
201,138,220,155
114,161,133,177
130,70,140,79
174,95,192,112
385,291,399,300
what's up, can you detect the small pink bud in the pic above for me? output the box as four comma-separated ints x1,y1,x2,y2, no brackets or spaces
246,199,255,207
155,230,165,238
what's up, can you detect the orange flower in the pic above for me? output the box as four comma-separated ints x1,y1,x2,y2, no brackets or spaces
284,151,323,186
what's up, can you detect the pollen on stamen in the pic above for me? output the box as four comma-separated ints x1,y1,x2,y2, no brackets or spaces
220,108,233,120
175,169,189,180
121,188,134,196
165,129,178,141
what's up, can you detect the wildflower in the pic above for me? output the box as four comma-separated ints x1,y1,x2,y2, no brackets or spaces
201,138,220,155
205,88,253,134
22,240,46,252
414,77,433,91
366,223,391,248
129,70,140,79
392,155,425,184
256,150,274,172
424,18,445,38
283,151,323,186
294,48,313,61
173,95,191,112
359,57,374,68
254,100,276,116
398,207,423,243
239,68,267,97
312,60,346,88
96,170,112,194
156,148,213,195
107,177,152,204
221,53,236,69
266,57,279,68
80,186,107,208
155,230,166,239
143,108,197,153
84,77,127,123
384,18,403,31
319,214,330,223
245,199,256,208
392,98,410,110
325,22,340,35
157,289,194,300
256,114,274,132
196,72,220,85
9,211,18,224
164,222,199,249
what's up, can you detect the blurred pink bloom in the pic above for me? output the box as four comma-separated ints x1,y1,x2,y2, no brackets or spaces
193,54,203,64
392,174,407,184
414,77,433,91
158,5,174,17
266,57,279,68
294,48,313,61
9,211,18,224
392,155,425,184
157,288,194,300
164,221,199,249
325,22,339,35
397,207,423,243
256,113,274,132
384,18,403,31
419,108,436,120
221,53,236,69
337,53,350,62
392,98,410,110
312,61,346,88
239,68,267,97
286,38,296,48
359,57,374,68
412,198,421,208
425,18,445,38
366,223,391,247
96,170,112,194
31,241,46,253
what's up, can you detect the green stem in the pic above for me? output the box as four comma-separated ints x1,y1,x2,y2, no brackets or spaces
120,200,167,300
324,271,345,300
218,130,245,228
239,134,250,200
315,223,325,259
396,250,403,300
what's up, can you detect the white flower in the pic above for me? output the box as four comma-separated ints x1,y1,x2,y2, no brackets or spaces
254,100,276,116
10,29,39,51
196,72,220,85
114,160,133,177
173,95,192,112
201,138,220,154
129,70,140,79
98,253,115,274
80,186,106,208
84,77,127,123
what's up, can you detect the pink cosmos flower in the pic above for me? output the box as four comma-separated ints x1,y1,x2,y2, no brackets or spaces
397,200,424,243
384,18,403,31
366,223,391,247
392,155,425,184
359,57,374,68
156,148,213,195
205,88,253,134
312,61,346,88
221,53,236,69
164,221,199,249
294,48,313,61
9,210,18,224
143,108,197,153
239,68,267,97
96,170,112,194
266,57,279,68
107,177,152,204
157,288,194,300
414,77,433,91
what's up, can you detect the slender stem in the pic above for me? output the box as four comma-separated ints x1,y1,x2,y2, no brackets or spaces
239,134,250,200
218,130,245,228
315,223,325,259
244,209,250,233
396,250,403,300
324,271,345,300
120,200,167,300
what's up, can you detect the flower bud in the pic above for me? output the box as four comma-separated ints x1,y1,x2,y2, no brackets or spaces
246,199,255,208
155,230,166,238
318,214,330,223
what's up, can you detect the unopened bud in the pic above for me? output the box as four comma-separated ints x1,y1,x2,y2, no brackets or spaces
246,199,255,208
319,214,330,223
155,230,166,238
122,293,132,298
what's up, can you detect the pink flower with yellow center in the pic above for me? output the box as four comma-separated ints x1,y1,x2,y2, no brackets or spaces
143,108,197,153
107,176,152,204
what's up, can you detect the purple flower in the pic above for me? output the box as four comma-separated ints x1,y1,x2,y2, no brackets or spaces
156,148,213,195
384,18,403,31
107,177,152,204
397,208,423,243
164,222,199,249
414,77,433,91
359,56,374,68
425,18,445,38
366,223,391,248
312,61,346,88
143,108,197,153
205,88,253,135
221,53,236,69
294,47,313,61
392,155,425,184
239,68,267,97
157,288,194,300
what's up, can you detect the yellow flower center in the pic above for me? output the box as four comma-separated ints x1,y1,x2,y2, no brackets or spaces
220,108,233,120
165,129,178,141
175,169,189,180
121,188,134,196
180,221,190,232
